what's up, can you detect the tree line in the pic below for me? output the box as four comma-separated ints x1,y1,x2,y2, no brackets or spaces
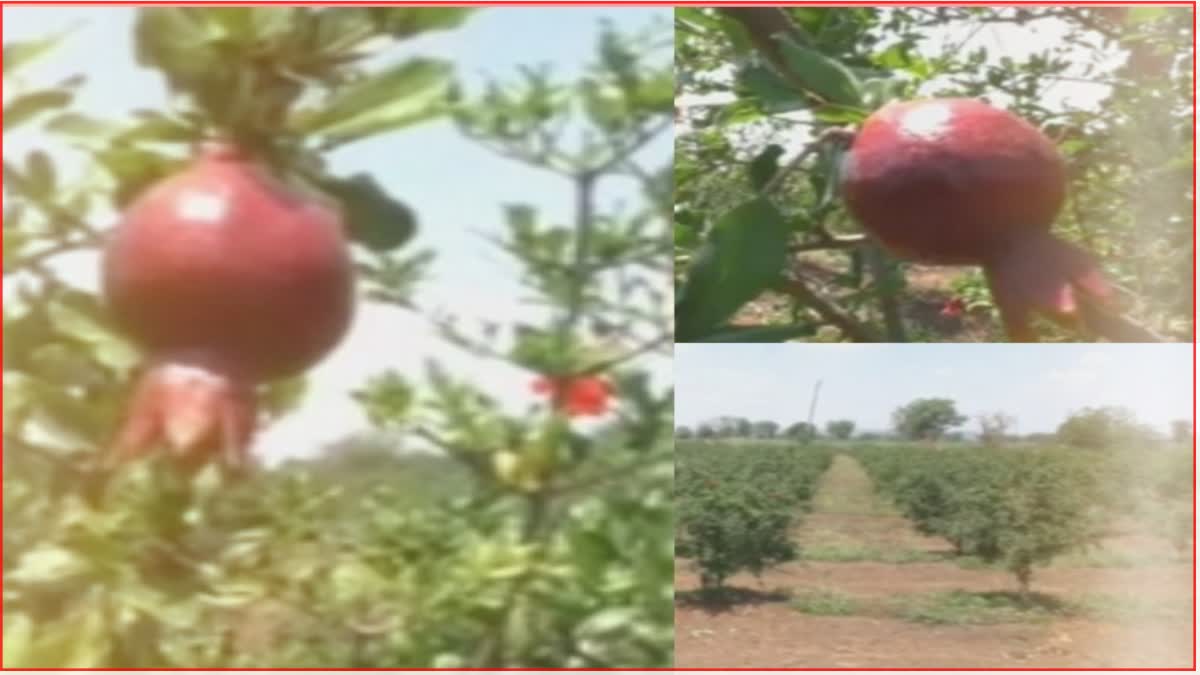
677,399,1192,449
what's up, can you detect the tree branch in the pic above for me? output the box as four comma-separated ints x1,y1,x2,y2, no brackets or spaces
777,275,880,342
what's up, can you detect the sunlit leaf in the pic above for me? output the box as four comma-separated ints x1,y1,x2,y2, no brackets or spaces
292,59,453,145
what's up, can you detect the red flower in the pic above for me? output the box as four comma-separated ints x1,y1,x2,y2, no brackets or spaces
940,297,967,318
532,375,613,417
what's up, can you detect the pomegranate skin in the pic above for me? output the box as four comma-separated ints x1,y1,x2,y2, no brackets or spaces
841,98,1067,265
838,99,1121,341
103,143,355,380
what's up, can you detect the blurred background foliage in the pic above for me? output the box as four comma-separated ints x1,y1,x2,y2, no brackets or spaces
4,7,673,667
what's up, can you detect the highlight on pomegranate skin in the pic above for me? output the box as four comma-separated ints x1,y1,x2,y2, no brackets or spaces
840,98,1115,341
102,141,356,468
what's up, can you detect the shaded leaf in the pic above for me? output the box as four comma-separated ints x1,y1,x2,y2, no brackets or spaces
315,173,417,252
675,198,791,340
775,37,863,106
23,150,55,199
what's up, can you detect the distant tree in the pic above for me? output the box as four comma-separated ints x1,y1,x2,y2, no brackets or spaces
1056,406,1152,449
697,424,718,439
733,417,752,438
892,398,967,441
1170,419,1193,444
978,412,1016,446
783,421,816,442
676,426,695,440
825,419,856,440
751,420,780,438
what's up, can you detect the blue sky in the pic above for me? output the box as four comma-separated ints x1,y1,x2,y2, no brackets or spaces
675,344,1194,434
3,7,672,463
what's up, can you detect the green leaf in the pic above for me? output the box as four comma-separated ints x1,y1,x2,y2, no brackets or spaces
2,613,35,668
747,144,784,191
3,228,30,269
675,8,723,34
8,545,91,586
718,99,765,126
774,37,863,107
315,173,417,252
47,300,140,373
1127,6,1168,23
117,111,199,144
675,198,791,340
812,104,868,125
859,76,907,110
633,68,673,113
582,80,627,131
715,13,755,55
59,601,112,668
674,223,699,249
293,58,453,145
3,26,77,75
24,150,55,198
133,8,214,79
3,89,73,130
366,7,477,38
577,607,641,637
738,65,808,114
44,112,123,140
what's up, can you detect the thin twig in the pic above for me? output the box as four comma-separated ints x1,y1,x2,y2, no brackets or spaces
578,331,672,376
593,118,671,175
6,236,103,274
864,243,907,342
761,126,856,196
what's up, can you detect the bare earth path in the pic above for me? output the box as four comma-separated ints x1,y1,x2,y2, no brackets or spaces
675,454,1195,668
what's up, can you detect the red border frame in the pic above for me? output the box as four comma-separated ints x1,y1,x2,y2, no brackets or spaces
0,0,1195,671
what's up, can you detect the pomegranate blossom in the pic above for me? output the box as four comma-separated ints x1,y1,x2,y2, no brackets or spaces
840,98,1113,341
103,142,355,469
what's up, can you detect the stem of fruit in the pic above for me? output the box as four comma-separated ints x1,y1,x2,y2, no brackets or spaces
865,243,908,342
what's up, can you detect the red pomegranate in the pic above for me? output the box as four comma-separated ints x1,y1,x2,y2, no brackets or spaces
840,98,1113,341
102,141,354,469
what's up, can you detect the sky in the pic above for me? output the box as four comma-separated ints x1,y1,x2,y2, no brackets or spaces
2,7,672,464
674,343,1194,435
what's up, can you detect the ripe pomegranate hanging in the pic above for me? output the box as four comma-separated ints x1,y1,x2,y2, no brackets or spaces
102,141,355,469
840,98,1114,341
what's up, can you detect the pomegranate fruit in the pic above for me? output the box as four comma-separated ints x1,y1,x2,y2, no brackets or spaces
103,141,354,468
840,98,1113,341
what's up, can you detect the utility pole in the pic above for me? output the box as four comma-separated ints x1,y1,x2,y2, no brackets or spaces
807,379,823,432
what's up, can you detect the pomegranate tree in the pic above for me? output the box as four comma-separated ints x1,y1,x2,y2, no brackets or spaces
102,141,355,469
840,98,1113,341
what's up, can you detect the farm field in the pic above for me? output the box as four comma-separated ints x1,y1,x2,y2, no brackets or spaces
674,443,1195,668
